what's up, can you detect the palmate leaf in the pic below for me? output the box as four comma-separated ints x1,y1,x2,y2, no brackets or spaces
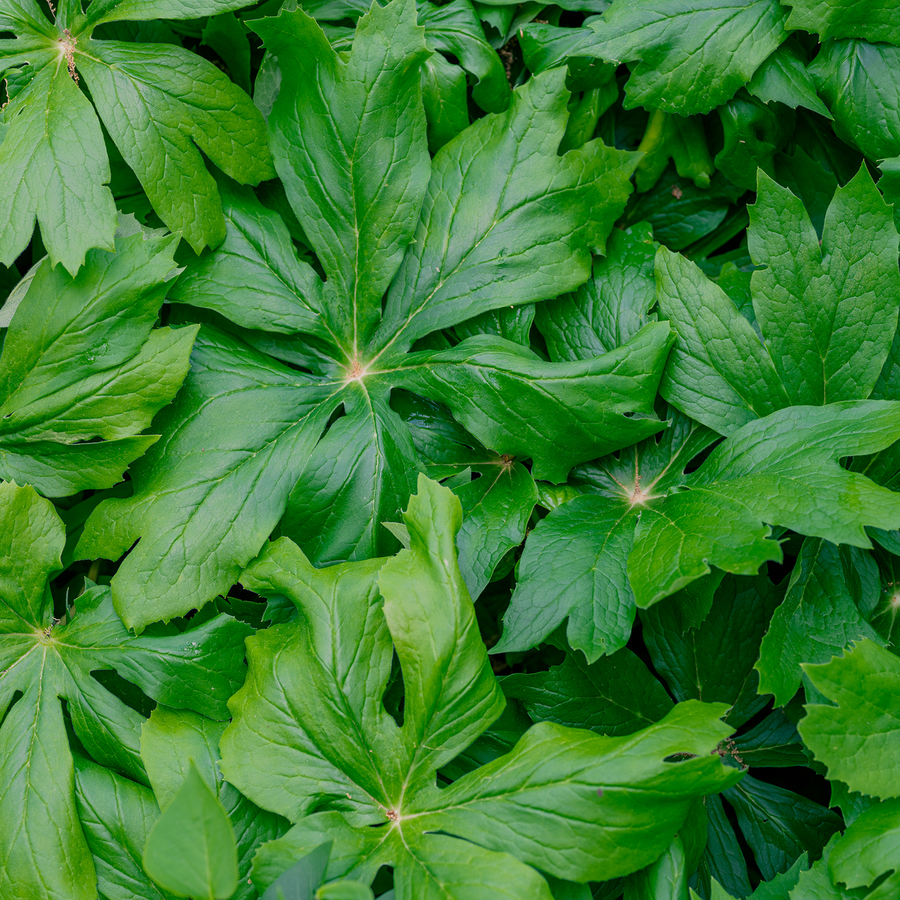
0,482,251,900
219,477,742,900
0,221,196,496
498,401,900,661
77,0,662,630
0,0,272,272
659,166,900,436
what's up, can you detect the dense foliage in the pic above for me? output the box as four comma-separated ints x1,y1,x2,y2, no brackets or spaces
1,1,900,898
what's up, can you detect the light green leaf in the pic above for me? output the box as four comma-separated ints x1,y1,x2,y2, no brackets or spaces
756,538,883,707
141,707,287,900
221,478,741,897
781,0,900,45
0,482,250,900
583,0,788,114
84,0,257,27
73,755,173,900
143,762,239,900
829,798,900,900
77,38,273,253
799,639,900,800
0,225,195,496
623,836,688,900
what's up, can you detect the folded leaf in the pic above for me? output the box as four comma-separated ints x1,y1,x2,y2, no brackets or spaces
220,477,741,898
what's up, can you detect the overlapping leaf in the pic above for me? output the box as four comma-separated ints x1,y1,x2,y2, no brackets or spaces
0,221,196,496
76,0,661,629
220,477,742,899
0,0,273,271
0,482,251,900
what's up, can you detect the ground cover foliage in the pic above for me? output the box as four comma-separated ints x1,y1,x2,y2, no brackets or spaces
1,0,900,898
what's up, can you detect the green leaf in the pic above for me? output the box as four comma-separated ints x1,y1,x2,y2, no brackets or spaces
535,222,659,360
221,477,741,897
583,0,788,115
0,223,196,497
659,167,900,433
731,711,807,769
83,3,650,624
786,837,851,900
0,54,117,275
829,798,900,900
0,4,274,262
723,776,841,880
641,572,782,726
756,538,883,707
73,755,173,900
143,761,239,900
623,836,689,900
0,481,250,900
747,42,832,118
810,39,900,161
502,647,674,735
780,0,900,45
140,707,288,898
799,639,900,800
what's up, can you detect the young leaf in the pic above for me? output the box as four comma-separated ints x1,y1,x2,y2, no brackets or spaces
0,0,273,269
582,0,789,115
799,639,900,800
659,167,900,434
79,1,653,628
0,223,196,497
756,538,883,707
141,707,288,899
143,761,239,900
0,481,251,900
220,477,742,898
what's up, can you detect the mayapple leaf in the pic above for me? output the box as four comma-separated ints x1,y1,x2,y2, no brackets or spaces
0,482,251,900
581,0,789,115
659,166,900,435
142,761,239,900
0,222,196,497
0,1,273,269
220,477,742,899
499,401,900,660
799,639,900,800
80,0,653,627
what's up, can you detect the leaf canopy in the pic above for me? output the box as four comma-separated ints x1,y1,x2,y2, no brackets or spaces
76,0,664,630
